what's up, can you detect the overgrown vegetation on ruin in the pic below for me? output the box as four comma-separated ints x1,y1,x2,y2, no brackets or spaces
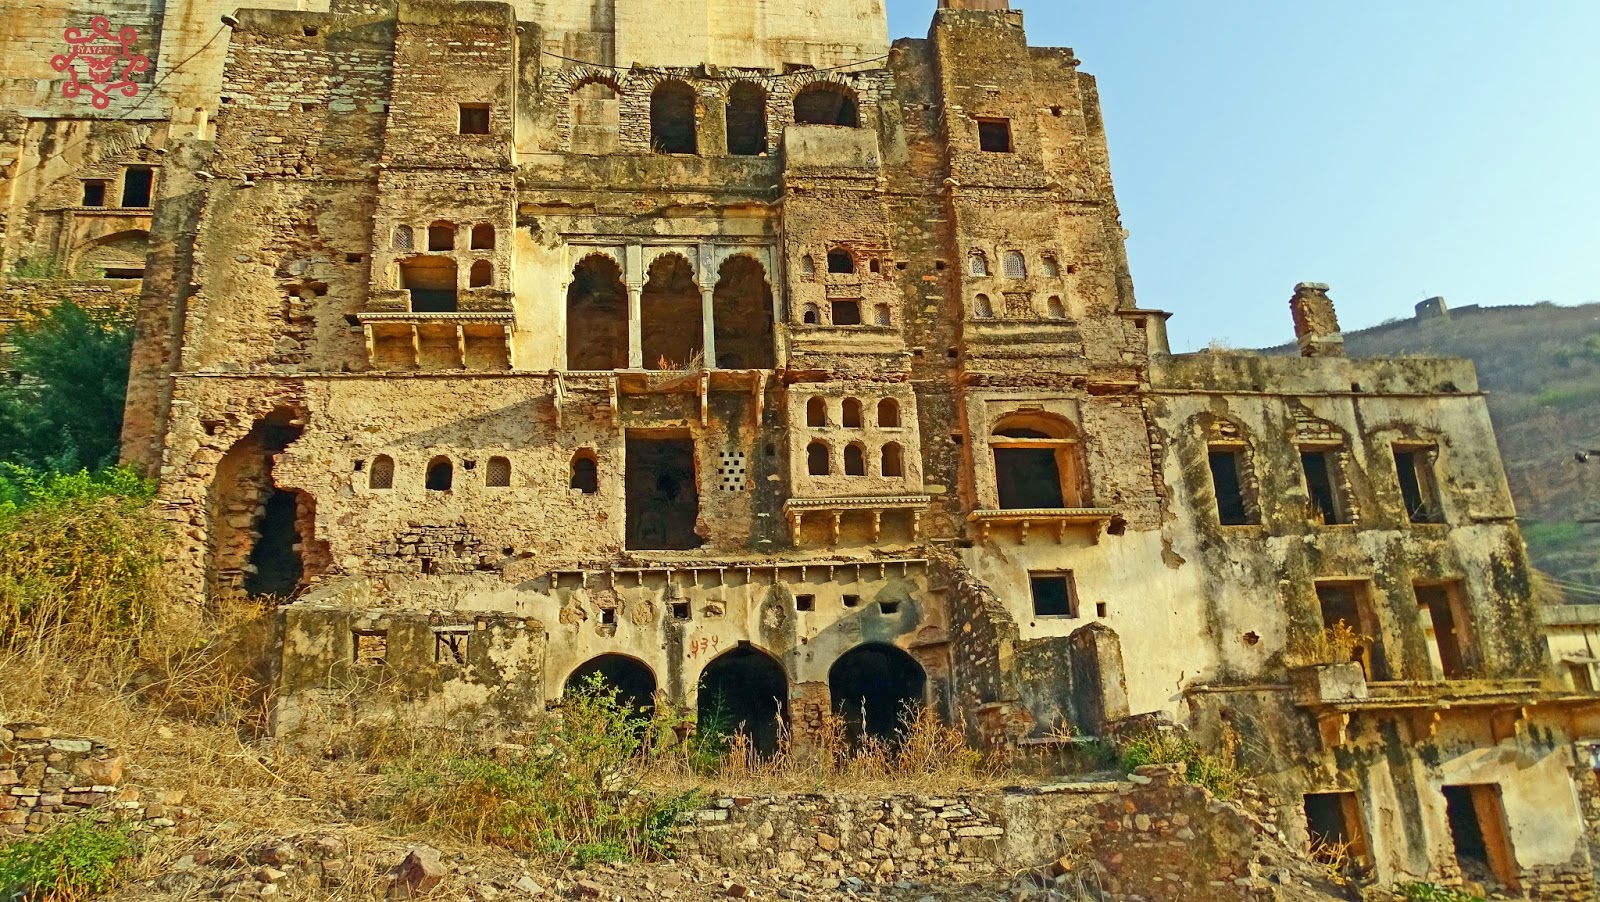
1397,882,1486,902
1118,727,1248,800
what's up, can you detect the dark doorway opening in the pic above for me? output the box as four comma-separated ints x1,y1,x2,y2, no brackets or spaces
699,645,788,757
712,255,774,369
401,257,458,313
625,434,702,550
121,166,154,207
1443,784,1520,893
1304,792,1369,865
829,644,926,744
995,448,1065,509
651,80,698,154
567,655,658,714
726,82,768,155
244,489,305,598
567,254,629,370
641,254,702,370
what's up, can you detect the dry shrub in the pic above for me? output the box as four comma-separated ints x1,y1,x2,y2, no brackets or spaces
1287,620,1368,668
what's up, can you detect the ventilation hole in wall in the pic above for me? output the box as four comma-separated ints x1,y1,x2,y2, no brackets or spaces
765,443,776,458
462,460,477,471
896,261,908,270
1050,105,1063,117
795,594,815,612
421,558,436,575
600,608,617,626
718,451,749,492
353,460,366,472
671,601,691,621
843,594,861,608
345,253,363,264
354,630,387,665
1107,516,1127,536
1242,631,1261,646
1350,383,1363,394
880,600,901,615
935,260,947,271
501,547,514,557
435,631,467,665
945,347,958,359
303,25,318,36
1096,602,1108,618
951,433,964,446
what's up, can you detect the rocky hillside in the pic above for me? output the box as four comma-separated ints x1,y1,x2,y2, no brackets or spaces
1271,301,1600,597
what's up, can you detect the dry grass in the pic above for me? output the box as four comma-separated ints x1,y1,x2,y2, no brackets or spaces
1287,620,1368,669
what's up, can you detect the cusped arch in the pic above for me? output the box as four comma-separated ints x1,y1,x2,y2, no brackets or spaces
567,253,629,370
641,252,703,370
712,252,775,369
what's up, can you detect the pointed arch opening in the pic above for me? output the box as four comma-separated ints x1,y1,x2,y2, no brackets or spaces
794,82,860,127
807,441,831,476
726,82,768,156
699,645,789,757
651,80,698,154
566,254,628,371
881,442,904,478
567,654,657,715
830,644,926,744
641,254,702,370
712,254,774,369
425,456,454,492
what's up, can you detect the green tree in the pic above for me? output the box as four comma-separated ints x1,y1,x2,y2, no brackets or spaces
0,301,133,471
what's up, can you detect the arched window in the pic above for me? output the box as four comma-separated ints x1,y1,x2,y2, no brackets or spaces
968,251,989,277
842,398,862,428
567,254,628,371
802,304,821,325
470,224,495,250
570,79,621,154
570,452,598,494
712,254,775,370
807,441,831,476
881,443,904,477
990,414,1085,509
641,253,703,370
877,399,900,428
369,454,394,490
1002,251,1028,279
800,255,816,276
651,80,698,155
807,397,827,427
726,82,768,156
427,222,455,251
469,260,493,288
1041,255,1061,278
873,304,891,326
1047,296,1066,320
425,456,454,491
392,225,413,250
844,443,867,476
974,294,993,319
827,249,854,275
486,455,511,487
794,82,860,127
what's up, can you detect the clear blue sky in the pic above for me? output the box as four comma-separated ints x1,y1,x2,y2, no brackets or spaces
886,2,1600,351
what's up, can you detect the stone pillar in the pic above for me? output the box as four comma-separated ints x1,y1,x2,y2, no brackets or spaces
699,245,716,368
1289,281,1345,359
626,244,644,368
1068,623,1129,736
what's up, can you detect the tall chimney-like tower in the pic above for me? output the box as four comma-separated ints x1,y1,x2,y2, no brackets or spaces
1290,282,1345,358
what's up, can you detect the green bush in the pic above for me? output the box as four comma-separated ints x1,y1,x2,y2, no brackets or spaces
0,301,133,472
1119,728,1247,799
0,817,135,901
385,676,701,865
0,464,169,657
1398,882,1484,902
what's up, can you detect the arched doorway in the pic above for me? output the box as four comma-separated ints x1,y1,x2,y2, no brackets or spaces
566,655,658,714
829,644,926,744
566,254,628,370
711,255,774,369
641,254,702,370
698,645,788,756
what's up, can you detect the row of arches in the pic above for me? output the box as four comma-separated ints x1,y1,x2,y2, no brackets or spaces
968,249,1063,280
365,452,597,494
974,293,1068,321
807,440,905,478
567,251,774,371
393,222,495,253
574,78,862,157
806,396,900,429
565,643,925,752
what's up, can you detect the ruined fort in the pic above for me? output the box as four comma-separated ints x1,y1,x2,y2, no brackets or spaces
4,0,1600,897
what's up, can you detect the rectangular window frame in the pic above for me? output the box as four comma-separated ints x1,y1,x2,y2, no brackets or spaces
976,117,1014,153
1299,445,1350,525
1414,580,1474,679
1207,444,1256,526
1303,791,1371,866
1314,579,1390,681
81,180,107,207
1029,571,1078,618
120,166,154,208
1394,444,1444,524
459,103,491,135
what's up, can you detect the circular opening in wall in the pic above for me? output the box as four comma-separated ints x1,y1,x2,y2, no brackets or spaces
1242,631,1261,646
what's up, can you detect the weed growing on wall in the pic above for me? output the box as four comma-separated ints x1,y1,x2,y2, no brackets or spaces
1398,883,1485,902
0,816,135,901
1118,727,1248,799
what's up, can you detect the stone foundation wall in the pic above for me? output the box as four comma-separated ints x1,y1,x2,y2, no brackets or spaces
0,723,191,838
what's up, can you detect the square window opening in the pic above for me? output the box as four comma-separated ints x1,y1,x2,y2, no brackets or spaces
671,601,691,621
1304,792,1369,865
354,630,388,666
599,608,617,626
831,300,862,326
435,631,468,666
842,594,861,609
795,594,815,612
121,166,154,207
1030,574,1076,618
81,181,107,207
459,104,491,135
880,600,901,615
977,118,1013,153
